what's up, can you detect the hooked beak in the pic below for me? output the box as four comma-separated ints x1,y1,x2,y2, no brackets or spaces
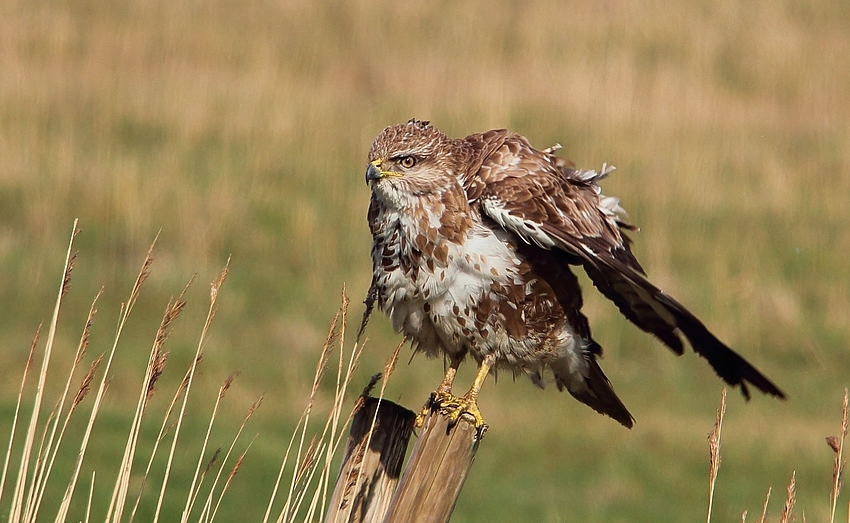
365,162,382,184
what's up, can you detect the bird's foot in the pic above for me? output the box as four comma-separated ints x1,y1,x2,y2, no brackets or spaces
441,392,486,430
415,390,455,428
416,390,488,438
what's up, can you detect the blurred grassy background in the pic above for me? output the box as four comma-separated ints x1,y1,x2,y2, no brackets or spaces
1,0,849,520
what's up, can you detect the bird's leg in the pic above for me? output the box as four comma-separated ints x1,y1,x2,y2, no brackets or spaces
439,354,495,434
415,354,462,428
436,356,460,394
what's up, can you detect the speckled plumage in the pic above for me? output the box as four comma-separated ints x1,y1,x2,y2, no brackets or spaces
365,119,784,428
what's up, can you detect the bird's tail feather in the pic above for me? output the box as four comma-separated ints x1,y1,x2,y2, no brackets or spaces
553,354,634,429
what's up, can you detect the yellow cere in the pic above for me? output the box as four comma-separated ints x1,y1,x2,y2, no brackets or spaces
373,158,403,178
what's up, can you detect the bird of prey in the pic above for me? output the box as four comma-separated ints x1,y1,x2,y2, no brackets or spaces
364,119,784,430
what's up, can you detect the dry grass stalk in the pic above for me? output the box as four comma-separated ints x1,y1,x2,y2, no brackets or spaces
293,438,321,497
303,300,375,523
72,356,101,412
198,396,264,522
107,278,192,523
8,235,849,522
269,314,341,522
342,337,406,520
0,324,41,509
828,388,849,523
147,351,171,402
86,471,95,523
60,250,76,299
779,471,796,523
10,221,78,523
288,441,328,523
56,236,157,523
264,290,370,523
181,373,239,522
189,448,221,518
73,360,96,410
153,260,228,523
204,449,222,478
706,388,727,523
306,297,411,523
262,311,339,523
325,291,352,471
27,341,103,522
313,290,355,522
21,407,56,522
75,289,100,365
189,447,224,521
756,486,772,523
208,438,256,522
219,372,238,400
128,363,195,523
2,229,255,522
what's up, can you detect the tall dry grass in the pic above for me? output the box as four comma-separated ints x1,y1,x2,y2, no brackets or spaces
705,388,847,523
0,224,397,521
2,233,848,521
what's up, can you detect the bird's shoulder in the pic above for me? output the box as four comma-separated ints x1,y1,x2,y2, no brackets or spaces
455,129,643,274
458,129,594,201
457,130,608,238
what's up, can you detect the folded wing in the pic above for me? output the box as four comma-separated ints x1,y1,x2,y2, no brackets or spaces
467,132,785,400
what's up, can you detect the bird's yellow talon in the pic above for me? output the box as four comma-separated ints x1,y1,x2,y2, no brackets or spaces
433,391,487,432
415,356,493,438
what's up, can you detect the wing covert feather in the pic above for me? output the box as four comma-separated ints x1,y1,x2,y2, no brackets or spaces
471,134,785,400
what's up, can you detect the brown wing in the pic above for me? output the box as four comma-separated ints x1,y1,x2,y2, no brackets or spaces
511,238,634,428
466,131,785,401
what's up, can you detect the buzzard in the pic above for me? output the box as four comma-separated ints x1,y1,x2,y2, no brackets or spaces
365,119,784,430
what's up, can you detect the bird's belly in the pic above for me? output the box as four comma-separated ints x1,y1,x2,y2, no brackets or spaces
377,225,565,368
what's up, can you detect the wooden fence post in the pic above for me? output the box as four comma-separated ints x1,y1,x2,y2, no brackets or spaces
381,407,483,523
325,396,416,523
326,394,485,523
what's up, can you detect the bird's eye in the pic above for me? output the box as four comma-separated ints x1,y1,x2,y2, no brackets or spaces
399,156,416,169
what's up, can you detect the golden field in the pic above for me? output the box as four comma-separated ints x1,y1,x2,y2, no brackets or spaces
1,0,849,521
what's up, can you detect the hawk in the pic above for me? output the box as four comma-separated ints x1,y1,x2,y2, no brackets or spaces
365,119,784,430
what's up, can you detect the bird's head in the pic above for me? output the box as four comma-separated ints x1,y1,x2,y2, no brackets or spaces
366,119,461,199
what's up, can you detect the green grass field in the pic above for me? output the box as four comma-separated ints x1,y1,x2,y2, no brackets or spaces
1,0,849,521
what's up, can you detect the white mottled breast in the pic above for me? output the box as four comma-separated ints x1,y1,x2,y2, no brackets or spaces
371,193,579,371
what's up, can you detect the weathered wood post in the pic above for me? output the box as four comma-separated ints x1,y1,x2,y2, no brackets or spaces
381,406,483,523
326,391,485,523
325,396,416,523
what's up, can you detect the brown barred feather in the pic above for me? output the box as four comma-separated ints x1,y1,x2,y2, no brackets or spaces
365,120,784,430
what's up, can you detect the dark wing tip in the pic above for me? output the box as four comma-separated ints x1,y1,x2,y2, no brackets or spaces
737,367,786,401
659,293,787,401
